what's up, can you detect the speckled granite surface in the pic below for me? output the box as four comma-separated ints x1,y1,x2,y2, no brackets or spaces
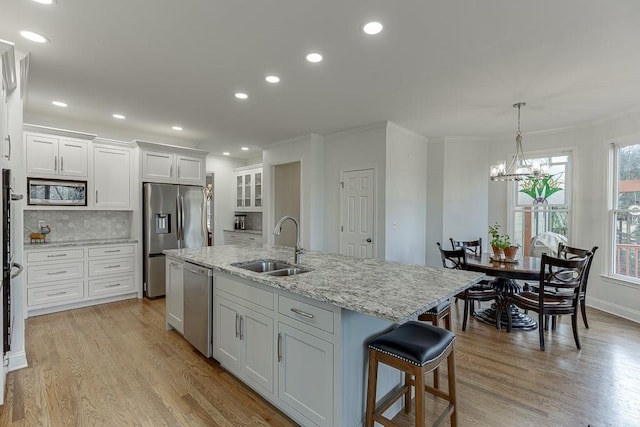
164,245,484,323
24,238,138,250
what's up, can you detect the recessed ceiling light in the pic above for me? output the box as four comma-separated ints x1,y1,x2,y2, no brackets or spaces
172,126,183,131
235,92,248,99
222,152,230,156
112,113,126,119
306,52,323,63
265,75,280,83
241,147,249,151
363,21,383,35
32,0,55,4
52,101,67,107
20,30,48,43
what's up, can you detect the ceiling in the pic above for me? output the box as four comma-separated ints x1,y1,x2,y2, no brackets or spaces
2,0,640,159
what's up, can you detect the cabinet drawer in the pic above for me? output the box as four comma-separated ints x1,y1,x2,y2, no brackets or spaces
223,232,263,245
27,261,84,285
27,281,84,307
278,295,334,334
216,274,274,310
88,245,134,257
27,248,84,263
89,275,135,297
88,258,134,277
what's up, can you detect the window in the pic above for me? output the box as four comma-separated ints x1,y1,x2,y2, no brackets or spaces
610,141,640,281
510,151,572,255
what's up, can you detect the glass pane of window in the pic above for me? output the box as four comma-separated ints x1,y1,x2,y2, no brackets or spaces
516,158,567,206
613,210,640,279
513,207,569,255
617,144,640,210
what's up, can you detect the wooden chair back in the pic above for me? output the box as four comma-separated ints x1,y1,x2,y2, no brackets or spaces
538,253,590,306
557,244,598,294
450,238,482,256
437,242,467,270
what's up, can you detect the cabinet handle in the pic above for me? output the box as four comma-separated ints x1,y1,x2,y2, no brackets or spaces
170,165,173,178
104,283,121,288
47,291,67,296
47,270,67,275
235,313,239,338
46,254,67,258
104,249,121,253
54,156,57,172
103,264,121,269
96,190,99,203
290,308,314,319
61,156,64,172
239,315,244,340
4,134,11,161
278,333,282,362
177,165,180,178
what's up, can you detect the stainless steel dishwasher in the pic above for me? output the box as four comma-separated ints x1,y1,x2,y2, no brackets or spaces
183,262,213,357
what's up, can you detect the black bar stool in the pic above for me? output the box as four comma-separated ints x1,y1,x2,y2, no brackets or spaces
365,321,457,427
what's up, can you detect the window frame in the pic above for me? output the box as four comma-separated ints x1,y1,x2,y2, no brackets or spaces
608,137,640,284
506,147,575,255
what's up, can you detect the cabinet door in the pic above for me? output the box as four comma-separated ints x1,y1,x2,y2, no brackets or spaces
278,323,334,426
58,138,88,177
141,150,174,183
244,173,252,208
216,296,242,371
241,308,274,394
254,172,262,209
176,155,204,185
26,134,59,176
236,175,244,208
94,146,131,209
166,260,184,333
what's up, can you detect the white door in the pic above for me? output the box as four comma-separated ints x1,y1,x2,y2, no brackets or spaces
340,169,374,258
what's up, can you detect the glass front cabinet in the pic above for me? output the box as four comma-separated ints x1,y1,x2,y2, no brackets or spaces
235,167,262,211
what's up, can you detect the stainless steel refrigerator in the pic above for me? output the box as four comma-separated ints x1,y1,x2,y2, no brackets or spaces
143,183,207,298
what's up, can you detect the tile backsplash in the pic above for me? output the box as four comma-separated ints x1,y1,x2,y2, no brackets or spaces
24,210,131,242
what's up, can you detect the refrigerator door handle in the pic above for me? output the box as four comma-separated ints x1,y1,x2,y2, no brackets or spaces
176,193,182,246
181,196,186,241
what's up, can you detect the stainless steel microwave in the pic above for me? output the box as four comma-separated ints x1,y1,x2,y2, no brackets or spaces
27,178,87,206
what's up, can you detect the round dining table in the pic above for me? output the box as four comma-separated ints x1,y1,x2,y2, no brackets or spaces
465,253,542,330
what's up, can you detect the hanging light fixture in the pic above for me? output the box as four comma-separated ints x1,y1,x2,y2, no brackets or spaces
490,102,549,181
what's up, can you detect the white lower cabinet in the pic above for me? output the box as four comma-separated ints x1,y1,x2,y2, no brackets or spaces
210,272,338,426
166,259,184,333
215,292,275,395
25,243,139,316
278,322,334,426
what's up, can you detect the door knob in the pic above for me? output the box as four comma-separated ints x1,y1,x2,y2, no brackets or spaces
366,238,372,243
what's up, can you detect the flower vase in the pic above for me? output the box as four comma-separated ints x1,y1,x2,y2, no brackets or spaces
491,246,503,259
503,246,519,260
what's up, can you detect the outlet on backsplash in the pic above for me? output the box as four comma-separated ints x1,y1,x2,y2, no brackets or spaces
37,220,45,229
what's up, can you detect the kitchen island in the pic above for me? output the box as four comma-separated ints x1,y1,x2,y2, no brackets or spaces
164,245,483,426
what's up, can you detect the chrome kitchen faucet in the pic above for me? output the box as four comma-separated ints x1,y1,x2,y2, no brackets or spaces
273,216,304,264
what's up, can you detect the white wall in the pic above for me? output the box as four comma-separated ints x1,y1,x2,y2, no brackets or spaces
205,155,247,246
426,138,445,267
487,109,640,323
274,161,301,247
323,123,387,258
385,123,428,264
262,134,324,251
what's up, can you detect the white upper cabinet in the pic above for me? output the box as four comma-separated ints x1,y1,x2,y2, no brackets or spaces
93,144,132,209
138,142,207,186
26,133,89,178
235,167,262,211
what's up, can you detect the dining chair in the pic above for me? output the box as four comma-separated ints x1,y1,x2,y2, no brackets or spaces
526,244,598,331
449,238,482,256
436,243,498,331
503,253,590,351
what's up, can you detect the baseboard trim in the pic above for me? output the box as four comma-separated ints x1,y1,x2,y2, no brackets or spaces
588,297,640,324
8,350,28,372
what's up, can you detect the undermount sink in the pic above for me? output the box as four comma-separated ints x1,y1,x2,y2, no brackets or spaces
231,259,311,276
264,267,311,276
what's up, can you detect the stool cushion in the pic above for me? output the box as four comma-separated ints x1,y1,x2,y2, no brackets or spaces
368,321,455,366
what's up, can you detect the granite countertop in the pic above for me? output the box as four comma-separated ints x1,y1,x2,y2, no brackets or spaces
223,229,263,235
164,245,484,323
24,238,139,250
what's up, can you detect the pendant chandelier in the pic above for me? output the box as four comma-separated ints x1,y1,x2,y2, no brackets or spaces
489,102,549,181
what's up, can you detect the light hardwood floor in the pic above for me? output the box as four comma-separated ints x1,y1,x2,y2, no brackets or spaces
1,298,639,426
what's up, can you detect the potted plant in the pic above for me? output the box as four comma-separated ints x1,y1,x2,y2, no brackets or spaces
489,223,519,260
